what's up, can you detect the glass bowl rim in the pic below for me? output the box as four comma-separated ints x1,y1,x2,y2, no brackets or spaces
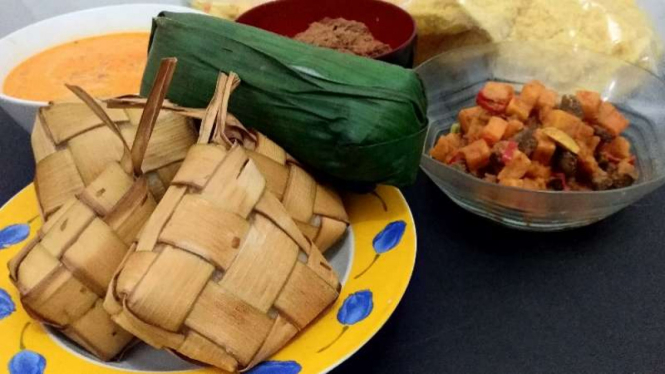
417,40,665,83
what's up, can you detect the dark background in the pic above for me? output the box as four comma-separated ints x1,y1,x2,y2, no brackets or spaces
2,107,665,373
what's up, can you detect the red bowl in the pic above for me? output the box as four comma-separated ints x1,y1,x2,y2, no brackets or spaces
236,0,417,68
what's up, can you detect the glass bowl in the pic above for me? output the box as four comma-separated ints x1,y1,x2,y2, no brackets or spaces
417,42,665,231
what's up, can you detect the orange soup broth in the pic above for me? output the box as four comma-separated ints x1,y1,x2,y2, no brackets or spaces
3,32,150,102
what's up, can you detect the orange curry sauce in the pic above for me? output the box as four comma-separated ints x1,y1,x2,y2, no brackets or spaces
3,32,150,102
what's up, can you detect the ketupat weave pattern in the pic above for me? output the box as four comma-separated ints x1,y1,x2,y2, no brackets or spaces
104,73,341,372
8,165,156,360
106,98,350,253
243,131,349,253
8,58,181,361
197,111,350,254
32,94,196,218
219,113,349,253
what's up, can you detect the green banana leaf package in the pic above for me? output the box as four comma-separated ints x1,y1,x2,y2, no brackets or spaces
142,12,428,188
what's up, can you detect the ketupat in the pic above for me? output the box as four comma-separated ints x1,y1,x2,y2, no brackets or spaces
106,72,340,372
141,12,428,188
32,90,196,219
107,96,350,253
8,58,179,361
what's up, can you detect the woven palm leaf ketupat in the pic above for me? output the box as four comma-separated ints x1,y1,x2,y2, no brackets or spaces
32,83,196,219
8,58,180,361
142,12,428,189
107,97,349,253
104,72,341,372
225,117,349,253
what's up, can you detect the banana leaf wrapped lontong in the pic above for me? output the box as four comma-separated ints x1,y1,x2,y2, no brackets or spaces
142,12,429,189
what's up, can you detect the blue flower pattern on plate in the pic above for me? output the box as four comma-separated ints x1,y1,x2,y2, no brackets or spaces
7,323,46,374
373,221,406,254
355,220,407,279
337,290,374,325
0,288,16,320
8,350,46,374
248,360,302,374
319,290,374,353
0,224,30,249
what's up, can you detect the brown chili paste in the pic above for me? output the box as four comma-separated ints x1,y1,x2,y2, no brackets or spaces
294,17,391,58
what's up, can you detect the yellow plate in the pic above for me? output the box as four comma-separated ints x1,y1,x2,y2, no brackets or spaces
0,184,416,374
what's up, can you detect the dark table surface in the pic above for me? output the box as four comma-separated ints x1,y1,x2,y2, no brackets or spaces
2,107,665,374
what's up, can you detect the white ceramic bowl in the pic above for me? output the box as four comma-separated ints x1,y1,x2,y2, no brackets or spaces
0,3,200,132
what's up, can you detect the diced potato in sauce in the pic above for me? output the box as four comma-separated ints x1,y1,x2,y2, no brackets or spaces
578,152,604,179
481,117,508,145
504,119,524,139
527,162,552,180
430,133,462,164
575,123,595,141
465,124,485,143
544,110,582,137
460,139,491,171
532,130,557,165
575,90,602,120
617,159,638,179
597,102,629,136
498,150,531,181
536,89,558,121
459,106,487,133
601,136,632,161
506,97,531,121
430,80,638,191
520,80,545,108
